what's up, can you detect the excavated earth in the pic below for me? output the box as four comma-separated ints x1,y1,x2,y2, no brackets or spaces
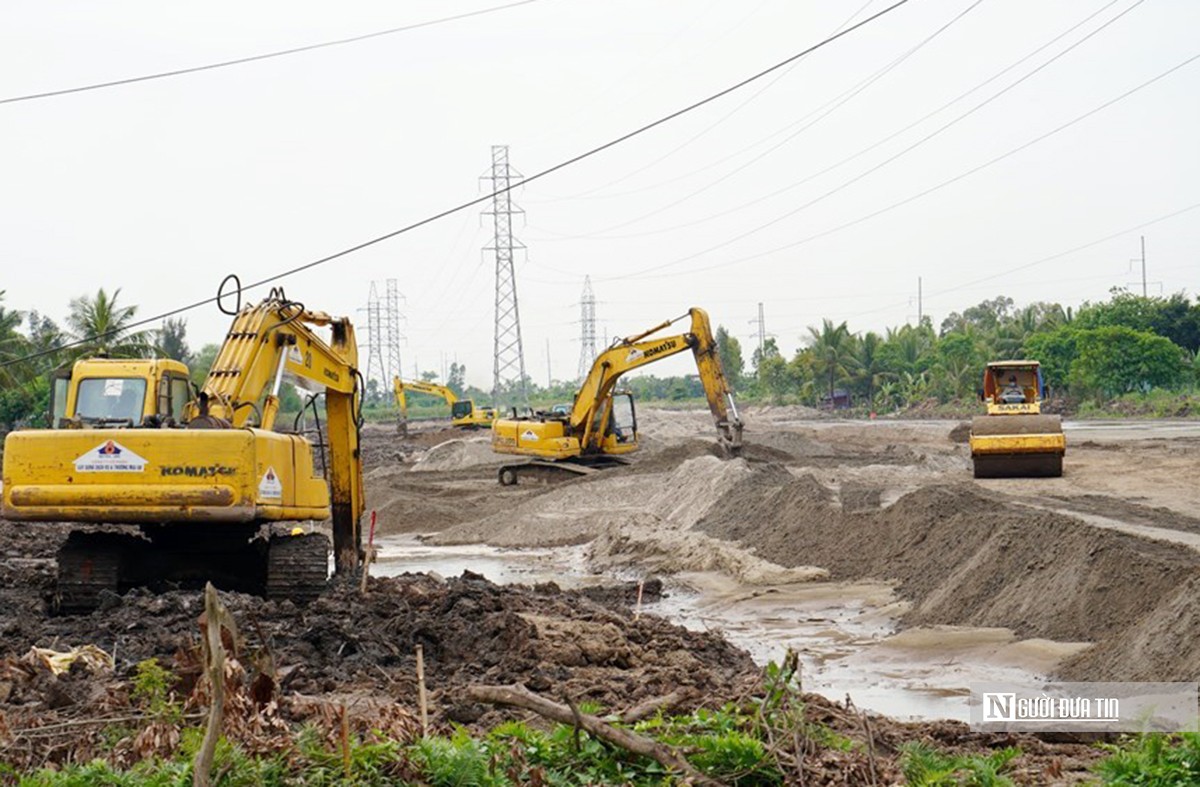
3,411,1200,782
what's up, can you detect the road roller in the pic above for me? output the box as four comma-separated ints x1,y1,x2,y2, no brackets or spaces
968,360,1065,478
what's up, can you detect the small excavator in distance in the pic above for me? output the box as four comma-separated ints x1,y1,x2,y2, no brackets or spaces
491,307,743,485
1,289,364,610
968,360,1066,478
393,377,496,430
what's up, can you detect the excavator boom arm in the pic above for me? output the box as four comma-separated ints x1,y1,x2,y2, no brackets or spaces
572,308,743,452
190,293,363,572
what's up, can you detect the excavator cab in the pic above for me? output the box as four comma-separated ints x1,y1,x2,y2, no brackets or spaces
451,400,497,429
51,358,192,429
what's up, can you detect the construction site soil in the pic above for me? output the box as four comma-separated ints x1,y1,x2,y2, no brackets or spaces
3,410,1200,781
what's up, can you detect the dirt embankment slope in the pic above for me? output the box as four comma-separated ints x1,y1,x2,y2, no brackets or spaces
694,464,1200,682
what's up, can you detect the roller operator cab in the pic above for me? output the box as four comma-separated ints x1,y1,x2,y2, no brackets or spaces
968,360,1066,478
2,292,364,611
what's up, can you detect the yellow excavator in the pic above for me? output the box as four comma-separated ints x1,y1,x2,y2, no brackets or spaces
969,360,1066,478
491,307,743,485
393,377,496,430
1,289,363,610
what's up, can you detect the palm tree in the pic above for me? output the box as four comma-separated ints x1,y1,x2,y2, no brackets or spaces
853,331,889,407
807,319,856,402
66,287,152,358
0,291,28,387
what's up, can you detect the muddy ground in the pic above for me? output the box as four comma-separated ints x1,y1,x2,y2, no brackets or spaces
3,409,1199,781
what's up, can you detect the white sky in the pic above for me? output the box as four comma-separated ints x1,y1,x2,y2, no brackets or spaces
2,0,1198,389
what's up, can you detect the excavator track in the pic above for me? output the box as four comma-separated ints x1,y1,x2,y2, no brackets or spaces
56,532,126,613
498,457,631,486
265,533,330,603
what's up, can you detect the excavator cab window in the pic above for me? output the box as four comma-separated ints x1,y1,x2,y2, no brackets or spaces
451,401,473,420
168,376,190,421
75,377,147,426
611,393,637,443
50,370,71,428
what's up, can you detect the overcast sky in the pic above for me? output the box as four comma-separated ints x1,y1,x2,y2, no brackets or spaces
2,0,1197,389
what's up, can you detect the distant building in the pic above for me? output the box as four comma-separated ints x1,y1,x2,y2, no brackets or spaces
820,388,853,410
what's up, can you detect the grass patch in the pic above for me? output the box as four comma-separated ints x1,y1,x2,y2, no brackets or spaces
1093,732,1200,785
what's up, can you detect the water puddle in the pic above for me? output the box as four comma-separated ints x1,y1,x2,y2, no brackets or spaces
375,535,1087,722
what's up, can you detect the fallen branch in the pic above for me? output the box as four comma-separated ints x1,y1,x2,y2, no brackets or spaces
620,688,691,723
466,683,726,787
2,713,205,740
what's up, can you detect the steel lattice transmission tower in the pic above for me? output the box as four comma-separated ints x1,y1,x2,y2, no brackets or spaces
384,278,405,387
482,144,529,407
363,282,385,395
577,275,598,379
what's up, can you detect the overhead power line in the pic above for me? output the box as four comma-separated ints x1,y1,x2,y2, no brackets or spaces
613,47,1200,283
0,0,541,106
0,0,912,369
532,0,1130,242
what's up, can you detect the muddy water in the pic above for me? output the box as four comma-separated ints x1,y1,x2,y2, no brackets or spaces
374,535,1086,722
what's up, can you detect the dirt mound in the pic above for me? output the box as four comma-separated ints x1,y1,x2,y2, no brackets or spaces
695,464,1200,682
410,437,505,473
359,423,465,470
0,574,757,736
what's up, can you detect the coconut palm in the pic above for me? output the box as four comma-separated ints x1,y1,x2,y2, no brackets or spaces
0,291,28,387
66,287,153,358
807,319,857,402
853,331,889,407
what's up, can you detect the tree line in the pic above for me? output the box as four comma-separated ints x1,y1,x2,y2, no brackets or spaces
718,291,1200,410
3,287,1200,429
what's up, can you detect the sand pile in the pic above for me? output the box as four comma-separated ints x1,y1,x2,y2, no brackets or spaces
410,437,505,473
586,457,826,583
431,455,827,584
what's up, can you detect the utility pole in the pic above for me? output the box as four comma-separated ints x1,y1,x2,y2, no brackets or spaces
1127,236,1160,296
483,144,529,408
756,302,765,356
1140,236,1147,298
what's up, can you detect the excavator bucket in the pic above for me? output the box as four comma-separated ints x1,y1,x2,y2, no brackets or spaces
969,413,1065,478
